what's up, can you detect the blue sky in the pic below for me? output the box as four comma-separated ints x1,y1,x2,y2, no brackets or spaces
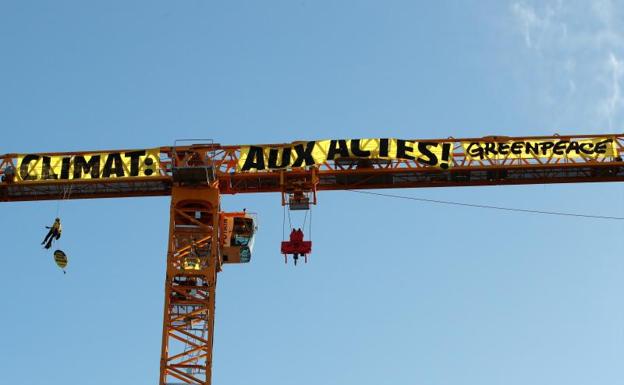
1,1,624,384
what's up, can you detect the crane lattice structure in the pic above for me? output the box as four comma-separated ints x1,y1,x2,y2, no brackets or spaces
1,133,623,384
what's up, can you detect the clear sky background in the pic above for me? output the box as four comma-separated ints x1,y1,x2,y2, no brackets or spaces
1,1,624,384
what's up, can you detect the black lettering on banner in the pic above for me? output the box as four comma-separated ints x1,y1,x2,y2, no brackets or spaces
579,143,593,154
484,142,496,156
510,142,523,155
396,140,415,160
60,157,71,179
241,146,266,171
292,141,316,167
268,147,291,169
553,141,567,155
350,139,371,157
498,143,510,155
540,141,555,155
327,140,350,160
19,154,39,180
525,142,539,156
466,142,484,160
416,142,438,166
124,150,146,177
439,143,451,169
595,139,610,154
143,157,155,176
73,155,101,179
566,141,580,154
102,153,125,178
42,156,58,180
379,138,390,157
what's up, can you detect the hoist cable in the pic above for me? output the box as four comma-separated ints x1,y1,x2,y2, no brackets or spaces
309,205,313,241
282,205,286,241
302,209,309,229
347,190,624,221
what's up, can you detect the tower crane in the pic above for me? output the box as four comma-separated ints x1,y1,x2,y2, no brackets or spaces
1,133,623,385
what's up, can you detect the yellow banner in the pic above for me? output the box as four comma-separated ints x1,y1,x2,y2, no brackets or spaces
237,139,454,171
461,138,617,161
16,148,161,182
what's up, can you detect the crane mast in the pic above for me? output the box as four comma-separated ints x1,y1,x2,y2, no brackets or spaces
1,133,623,385
160,186,220,384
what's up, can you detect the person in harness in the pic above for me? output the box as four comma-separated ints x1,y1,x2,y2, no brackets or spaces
42,218,62,249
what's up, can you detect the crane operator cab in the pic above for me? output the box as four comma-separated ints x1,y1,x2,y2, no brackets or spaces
221,212,257,264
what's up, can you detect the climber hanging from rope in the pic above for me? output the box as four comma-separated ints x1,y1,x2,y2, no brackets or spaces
42,217,62,249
